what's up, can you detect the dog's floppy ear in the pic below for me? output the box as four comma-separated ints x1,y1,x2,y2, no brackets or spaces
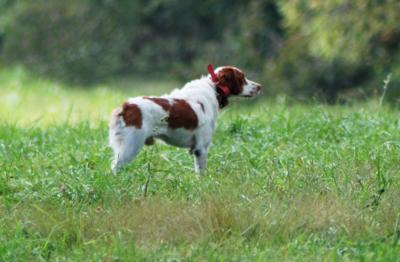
217,68,245,95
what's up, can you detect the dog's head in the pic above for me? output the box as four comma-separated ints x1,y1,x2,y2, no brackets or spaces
214,66,262,97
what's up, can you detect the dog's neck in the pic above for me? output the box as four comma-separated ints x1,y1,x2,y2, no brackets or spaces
204,77,230,109
176,76,229,110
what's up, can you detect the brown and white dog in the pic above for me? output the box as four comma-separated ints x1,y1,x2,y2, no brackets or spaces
109,65,262,173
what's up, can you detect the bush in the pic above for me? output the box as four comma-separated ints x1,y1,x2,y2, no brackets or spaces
2,0,129,82
0,0,399,100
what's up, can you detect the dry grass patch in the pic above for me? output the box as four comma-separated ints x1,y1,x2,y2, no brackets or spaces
3,192,399,251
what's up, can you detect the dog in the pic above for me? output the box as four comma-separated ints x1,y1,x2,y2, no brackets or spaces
109,64,262,173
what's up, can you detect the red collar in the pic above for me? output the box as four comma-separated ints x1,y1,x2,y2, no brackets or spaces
207,64,231,97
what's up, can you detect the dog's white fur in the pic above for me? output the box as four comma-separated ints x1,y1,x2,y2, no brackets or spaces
109,66,261,173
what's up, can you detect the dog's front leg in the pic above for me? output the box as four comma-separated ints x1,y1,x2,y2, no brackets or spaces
193,148,208,174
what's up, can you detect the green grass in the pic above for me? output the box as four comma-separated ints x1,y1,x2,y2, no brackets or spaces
1,67,400,261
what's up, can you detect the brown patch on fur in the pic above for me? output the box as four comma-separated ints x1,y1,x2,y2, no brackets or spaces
198,102,205,112
167,99,198,130
145,137,155,145
144,97,171,111
217,67,246,95
121,102,142,128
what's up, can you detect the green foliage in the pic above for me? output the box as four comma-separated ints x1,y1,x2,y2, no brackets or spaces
280,0,400,62
2,0,132,82
0,0,399,99
276,0,400,100
266,40,372,102
1,73,400,260
0,0,283,81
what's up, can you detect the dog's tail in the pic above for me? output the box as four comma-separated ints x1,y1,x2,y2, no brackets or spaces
108,107,125,149
109,105,146,172
109,107,124,129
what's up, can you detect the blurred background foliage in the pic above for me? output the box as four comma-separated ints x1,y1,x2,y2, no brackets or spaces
0,0,399,101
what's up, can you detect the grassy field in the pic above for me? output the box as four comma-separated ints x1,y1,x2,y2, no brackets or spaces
1,67,400,261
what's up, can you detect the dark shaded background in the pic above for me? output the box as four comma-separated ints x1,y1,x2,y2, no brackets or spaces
0,0,399,101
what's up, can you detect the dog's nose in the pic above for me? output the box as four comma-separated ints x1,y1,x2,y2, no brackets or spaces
255,85,262,92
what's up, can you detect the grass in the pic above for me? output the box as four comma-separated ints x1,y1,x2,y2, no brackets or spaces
1,67,400,261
